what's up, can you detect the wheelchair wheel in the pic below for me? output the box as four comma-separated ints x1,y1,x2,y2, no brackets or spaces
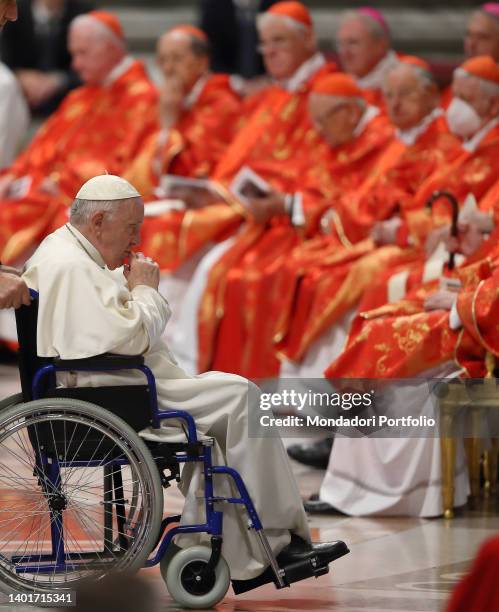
0,393,23,411
162,545,230,609
0,398,163,593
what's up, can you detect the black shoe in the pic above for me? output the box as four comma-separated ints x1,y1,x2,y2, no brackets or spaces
278,535,349,565
287,438,333,469
231,536,349,595
304,493,342,514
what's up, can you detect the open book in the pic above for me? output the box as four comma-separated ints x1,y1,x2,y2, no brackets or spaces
230,166,272,206
157,174,229,208
155,168,273,211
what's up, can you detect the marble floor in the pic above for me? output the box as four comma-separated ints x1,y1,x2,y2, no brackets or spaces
0,364,496,612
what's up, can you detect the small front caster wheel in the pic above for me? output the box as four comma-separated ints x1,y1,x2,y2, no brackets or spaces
162,545,230,609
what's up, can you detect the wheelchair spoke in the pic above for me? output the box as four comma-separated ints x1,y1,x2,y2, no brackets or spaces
1,506,50,561
0,438,50,486
12,512,50,583
0,403,162,591
9,429,37,474
28,422,65,496
57,419,81,486
67,490,137,540
0,469,54,493
63,442,126,497
67,473,141,503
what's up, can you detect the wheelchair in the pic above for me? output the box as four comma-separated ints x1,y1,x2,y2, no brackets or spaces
0,291,331,609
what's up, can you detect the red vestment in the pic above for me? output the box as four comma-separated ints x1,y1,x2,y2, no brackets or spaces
198,112,395,378
355,124,499,314
324,229,499,380
0,60,158,263
124,74,242,200
275,115,462,362
447,536,499,612
137,58,337,271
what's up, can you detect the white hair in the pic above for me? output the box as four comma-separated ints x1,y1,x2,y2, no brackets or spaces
339,10,390,41
70,14,126,51
256,12,309,33
70,198,124,226
454,67,499,98
382,61,436,94
316,93,367,111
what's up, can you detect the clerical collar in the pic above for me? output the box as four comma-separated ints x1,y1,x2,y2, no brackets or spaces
356,50,399,91
103,56,135,87
283,53,326,93
463,117,499,153
184,74,209,110
65,223,106,269
396,107,443,146
353,105,380,138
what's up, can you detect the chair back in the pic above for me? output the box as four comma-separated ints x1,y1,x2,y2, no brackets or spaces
14,291,55,401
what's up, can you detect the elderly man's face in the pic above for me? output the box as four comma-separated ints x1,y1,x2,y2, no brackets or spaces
384,66,436,131
258,20,313,80
0,0,17,29
69,23,122,85
157,33,208,94
452,74,499,123
465,12,499,62
309,93,363,147
95,198,144,270
337,17,388,78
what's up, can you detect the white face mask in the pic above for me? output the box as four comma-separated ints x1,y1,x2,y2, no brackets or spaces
446,97,483,139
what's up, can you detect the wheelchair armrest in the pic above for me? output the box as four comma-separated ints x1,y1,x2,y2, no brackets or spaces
53,353,145,370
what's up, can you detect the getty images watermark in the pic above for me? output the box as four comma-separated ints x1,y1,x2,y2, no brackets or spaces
259,388,435,429
247,378,499,438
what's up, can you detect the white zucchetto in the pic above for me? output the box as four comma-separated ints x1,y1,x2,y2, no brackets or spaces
76,175,141,201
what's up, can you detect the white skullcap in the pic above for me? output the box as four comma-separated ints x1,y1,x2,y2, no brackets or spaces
76,175,140,201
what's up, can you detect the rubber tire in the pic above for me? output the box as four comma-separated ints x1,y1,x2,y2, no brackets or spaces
0,392,23,411
163,545,230,609
0,397,164,592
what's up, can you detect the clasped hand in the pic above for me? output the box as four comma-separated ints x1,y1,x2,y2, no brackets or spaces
124,252,160,291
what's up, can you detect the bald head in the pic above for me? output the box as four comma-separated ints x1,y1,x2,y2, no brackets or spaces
256,14,316,80
383,63,439,130
157,29,210,93
337,11,391,78
0,0,17,29
69,16,126,85
465,10,499,61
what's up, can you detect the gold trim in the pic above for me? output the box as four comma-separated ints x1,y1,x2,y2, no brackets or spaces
471,279,498,355
178,209,194,263
330,210,353,248
453,327,471,378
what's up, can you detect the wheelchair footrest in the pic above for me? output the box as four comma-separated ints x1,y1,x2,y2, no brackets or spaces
280,556,330,585
231,557,329,595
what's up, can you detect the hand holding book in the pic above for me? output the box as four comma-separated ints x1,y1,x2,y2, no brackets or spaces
230,166,286,224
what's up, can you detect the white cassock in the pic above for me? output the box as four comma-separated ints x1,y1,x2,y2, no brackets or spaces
0,63,29,169
22,224,310,580
319,363,470,517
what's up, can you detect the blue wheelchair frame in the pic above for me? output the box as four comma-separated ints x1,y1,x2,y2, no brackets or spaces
12,290,284,586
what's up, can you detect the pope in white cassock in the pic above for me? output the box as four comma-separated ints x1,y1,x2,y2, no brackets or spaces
21,174,348,587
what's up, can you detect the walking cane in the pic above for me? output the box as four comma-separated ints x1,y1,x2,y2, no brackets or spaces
426,190,459,270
